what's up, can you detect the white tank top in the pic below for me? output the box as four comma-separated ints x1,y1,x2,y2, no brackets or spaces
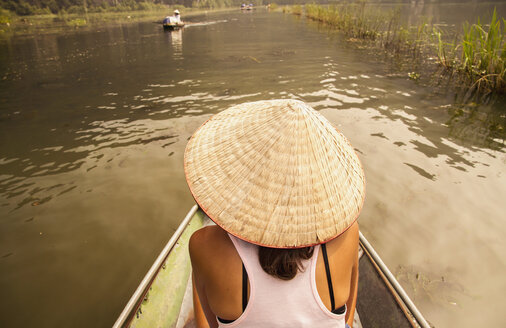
218,234,346,328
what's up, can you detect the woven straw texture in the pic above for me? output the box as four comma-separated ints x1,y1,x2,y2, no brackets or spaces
184,99,365,248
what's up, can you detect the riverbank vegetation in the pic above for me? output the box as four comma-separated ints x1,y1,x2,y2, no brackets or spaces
0,6,170,34
0,0,241,18
0,0,256,34
1,1,166,18
282,2,505,99
0,0,265,33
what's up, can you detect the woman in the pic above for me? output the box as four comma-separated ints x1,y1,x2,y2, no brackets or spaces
184,100,365,328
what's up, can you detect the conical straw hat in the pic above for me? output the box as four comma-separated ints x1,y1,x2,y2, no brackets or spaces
184,99,365,248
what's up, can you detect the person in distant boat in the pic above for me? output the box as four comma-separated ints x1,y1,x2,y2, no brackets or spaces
172,9,181,23
165,9,181,25
186,100,365,328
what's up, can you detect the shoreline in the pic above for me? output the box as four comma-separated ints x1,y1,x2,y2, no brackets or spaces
0,7,237,38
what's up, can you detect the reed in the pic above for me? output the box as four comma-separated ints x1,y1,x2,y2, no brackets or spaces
433,8,506,95
459,8,505,94
305,3,381,40
432,27,455,69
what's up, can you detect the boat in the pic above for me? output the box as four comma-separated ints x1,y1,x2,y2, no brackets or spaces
163,17,185,30
241,3,253,10
113,205,432,328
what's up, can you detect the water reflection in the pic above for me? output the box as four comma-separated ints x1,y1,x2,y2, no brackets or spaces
165,29,183,59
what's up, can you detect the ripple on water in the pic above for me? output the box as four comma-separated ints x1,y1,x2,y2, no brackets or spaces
0,113,186,212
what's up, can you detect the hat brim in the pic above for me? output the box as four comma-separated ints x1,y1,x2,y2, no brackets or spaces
184,100,366,248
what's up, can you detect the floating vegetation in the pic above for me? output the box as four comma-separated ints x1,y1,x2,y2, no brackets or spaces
282,3,506,99
408,72,420,81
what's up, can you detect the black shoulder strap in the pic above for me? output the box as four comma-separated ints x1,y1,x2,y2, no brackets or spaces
321,243,336,311
242,263,248,311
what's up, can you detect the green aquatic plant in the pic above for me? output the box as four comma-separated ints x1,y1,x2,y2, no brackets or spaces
412,21,428,56
433,27,454,69
459,8,505,94
0,8,12,25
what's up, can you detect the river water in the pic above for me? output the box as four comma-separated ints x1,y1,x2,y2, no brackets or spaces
0,3,505,328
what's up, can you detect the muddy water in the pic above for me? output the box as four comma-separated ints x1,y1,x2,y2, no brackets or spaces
0,5,505,328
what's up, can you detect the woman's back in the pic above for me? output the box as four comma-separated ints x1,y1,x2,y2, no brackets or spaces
189,221,359,327
185,100,365,328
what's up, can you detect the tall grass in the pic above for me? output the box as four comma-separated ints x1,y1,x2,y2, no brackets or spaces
459,9,505,94
432,8,505,95
305,3,381,40
292,5,303,15
431,27,461,70
304,3,433,55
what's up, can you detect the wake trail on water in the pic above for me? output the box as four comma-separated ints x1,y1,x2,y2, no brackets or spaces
185,20,228,27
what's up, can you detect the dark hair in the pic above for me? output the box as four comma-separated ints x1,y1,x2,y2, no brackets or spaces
258,246,314,280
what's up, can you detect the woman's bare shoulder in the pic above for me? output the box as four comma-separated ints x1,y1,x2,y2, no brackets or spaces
190,225,226,249
189,226,233,263
190,225,224,244
346,220,359,238
326,220,359,251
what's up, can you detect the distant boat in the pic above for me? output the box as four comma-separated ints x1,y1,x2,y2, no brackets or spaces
241,3,253,10
163,17,185,30
113,205,432,328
